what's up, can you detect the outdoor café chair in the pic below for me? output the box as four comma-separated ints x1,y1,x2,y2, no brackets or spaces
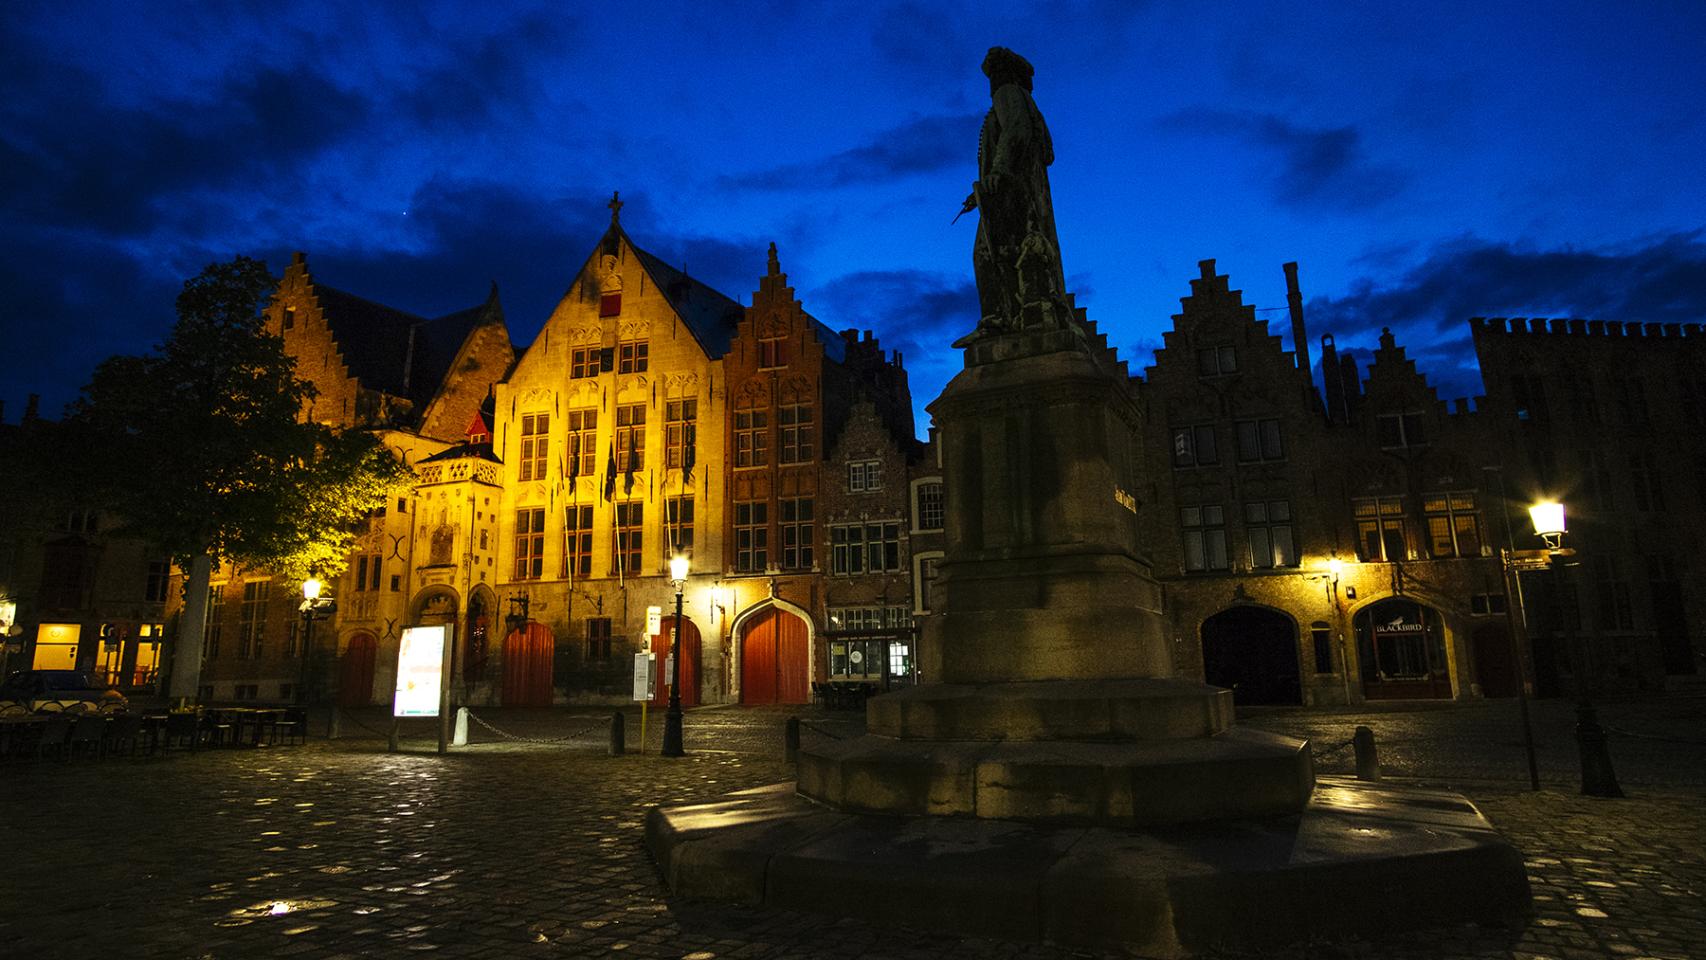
104,713,144,758
68,714,106,759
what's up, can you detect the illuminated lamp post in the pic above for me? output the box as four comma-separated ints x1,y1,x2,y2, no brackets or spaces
661,554,689,758
297,574,337,705
1529,501,1622,798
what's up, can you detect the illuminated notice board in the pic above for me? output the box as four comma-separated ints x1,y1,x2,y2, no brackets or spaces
394,624,448,717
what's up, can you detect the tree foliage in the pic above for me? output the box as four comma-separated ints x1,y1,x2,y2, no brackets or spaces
60,256,411,580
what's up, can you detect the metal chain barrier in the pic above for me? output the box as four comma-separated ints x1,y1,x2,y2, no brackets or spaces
464,709,610,745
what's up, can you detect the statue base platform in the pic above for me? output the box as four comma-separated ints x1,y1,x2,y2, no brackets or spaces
645,777,1531,957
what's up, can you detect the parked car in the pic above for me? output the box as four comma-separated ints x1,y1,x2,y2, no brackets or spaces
0,670,129,714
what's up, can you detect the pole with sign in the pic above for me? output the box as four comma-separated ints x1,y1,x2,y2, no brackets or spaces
633,651,654,754
392,624,452,753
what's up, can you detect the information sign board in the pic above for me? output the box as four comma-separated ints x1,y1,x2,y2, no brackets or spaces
646,605,662,636
394,624,447,717
633,652,654,701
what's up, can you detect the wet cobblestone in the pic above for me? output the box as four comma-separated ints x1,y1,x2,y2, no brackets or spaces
1,699,1701,959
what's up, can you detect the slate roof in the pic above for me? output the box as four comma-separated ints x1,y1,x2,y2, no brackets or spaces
419,441,502,464
627,240,746,359
313,284,497,409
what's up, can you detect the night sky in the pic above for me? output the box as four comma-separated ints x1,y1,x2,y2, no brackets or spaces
5,1,1705,434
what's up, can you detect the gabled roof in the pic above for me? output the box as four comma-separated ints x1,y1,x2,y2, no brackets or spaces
313,283,498,408
419,441,502,465
625,236,745,359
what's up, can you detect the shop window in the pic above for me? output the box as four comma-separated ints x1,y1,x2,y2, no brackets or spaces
1172,424,1218,467
1181,505,1227,572
1423,492,1483,558
1353,497,1408,562
1355,600,1448,684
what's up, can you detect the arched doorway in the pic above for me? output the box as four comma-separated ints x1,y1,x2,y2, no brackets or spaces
1471,622,1520,698
651,616,701,708
1201,606,1302,705
1354,598,1453,699
464,590,494,683
740,605,810,704
502,622,554,706
339,632,377,707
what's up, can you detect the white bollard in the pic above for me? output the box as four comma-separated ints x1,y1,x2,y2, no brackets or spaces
453,706,470,746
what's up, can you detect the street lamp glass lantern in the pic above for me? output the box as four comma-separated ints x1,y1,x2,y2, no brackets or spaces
303,576,324,601
669,554,690,586
1529,501,1566,542
1327,557,1345,581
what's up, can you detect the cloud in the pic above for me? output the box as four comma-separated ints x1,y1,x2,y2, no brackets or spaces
721,113,980,191
805,268,975,424
1157,108,1406,211
1307,231,1706,399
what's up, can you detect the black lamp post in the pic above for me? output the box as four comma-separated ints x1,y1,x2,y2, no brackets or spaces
1528,501,1623,798
297,575,336,705
661,554,689,757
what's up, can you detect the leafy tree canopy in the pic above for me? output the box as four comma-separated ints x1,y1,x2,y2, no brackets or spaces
54,256,411,580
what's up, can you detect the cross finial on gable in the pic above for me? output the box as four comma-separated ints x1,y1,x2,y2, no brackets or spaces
608,191,623,224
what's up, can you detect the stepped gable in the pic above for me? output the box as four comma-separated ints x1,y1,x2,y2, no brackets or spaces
1146,260,1304,382
1362,326,1451,414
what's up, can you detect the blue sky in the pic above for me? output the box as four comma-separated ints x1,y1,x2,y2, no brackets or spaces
4,1,1704,433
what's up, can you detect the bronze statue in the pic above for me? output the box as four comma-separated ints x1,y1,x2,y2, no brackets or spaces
959,47,1070,338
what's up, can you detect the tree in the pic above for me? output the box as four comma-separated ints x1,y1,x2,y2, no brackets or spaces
60,256,411,701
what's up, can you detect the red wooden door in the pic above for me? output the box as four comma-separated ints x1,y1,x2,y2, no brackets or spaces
339,633,377,707
651,616,701,707
502,622,555,706
741,607,809,704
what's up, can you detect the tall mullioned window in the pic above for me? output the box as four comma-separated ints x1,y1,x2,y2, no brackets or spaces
735,501,768,572
1181,506,1227,572
204,585,225,659
616,404,646,472
566,409,597,479
618,338,649,374
514,508,545,580
779,404,814,464
1354,497,1408,562
735,409,768,467
665,497,694,558
562,505,592,579
1244,501,1296,568
238,580,270,658
780,497,814,569
914,481,944,531
1172,425,1217,467
1423,492,1482,559
614,502,643,574
831,522,901,574
520,413,549,481
665,399,697,469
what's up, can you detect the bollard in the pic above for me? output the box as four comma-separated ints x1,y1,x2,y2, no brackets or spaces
784,716,800,763
453,707,469,746
1353,725,1381,781
327,706,341,740
609,711,626,756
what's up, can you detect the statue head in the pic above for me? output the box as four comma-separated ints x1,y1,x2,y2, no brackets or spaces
982,47,1034,93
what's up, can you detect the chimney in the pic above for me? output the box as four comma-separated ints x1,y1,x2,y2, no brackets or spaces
1283,262,1311,381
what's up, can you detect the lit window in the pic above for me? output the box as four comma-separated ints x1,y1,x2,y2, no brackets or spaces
562,505,592,579
735,409,768,468
614,502,643,575
665,400,697,470
616,404,646,472
665,497,695,558
1244,501,1296,568
1422,492,1482,558
570,347,599,380
238,580,270,659
1353,497,1408,562
566,409,597,480
1181,506,1227,572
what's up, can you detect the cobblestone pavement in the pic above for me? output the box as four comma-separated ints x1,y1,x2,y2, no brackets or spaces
1,698,1701,960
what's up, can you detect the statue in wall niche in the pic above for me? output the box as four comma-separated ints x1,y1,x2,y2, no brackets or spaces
958,46,1072,340
430,524,455,566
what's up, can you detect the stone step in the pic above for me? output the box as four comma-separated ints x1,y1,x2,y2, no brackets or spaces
866,677,1233,741
798,727,1313,826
